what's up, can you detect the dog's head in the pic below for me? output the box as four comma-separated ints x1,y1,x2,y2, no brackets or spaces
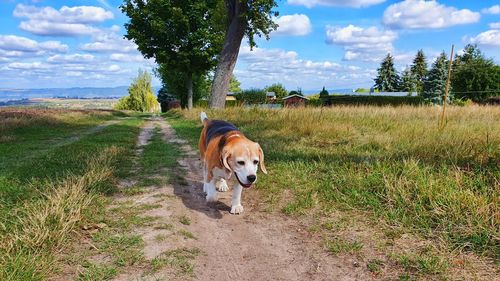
221,139,267,188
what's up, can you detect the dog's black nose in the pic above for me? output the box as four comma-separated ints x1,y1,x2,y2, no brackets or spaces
247,175,256,183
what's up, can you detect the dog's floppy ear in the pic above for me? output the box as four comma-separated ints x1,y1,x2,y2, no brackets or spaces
221,148,232,173
257,143,267,174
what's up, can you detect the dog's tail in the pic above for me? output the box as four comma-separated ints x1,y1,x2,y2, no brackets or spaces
200,111,208,125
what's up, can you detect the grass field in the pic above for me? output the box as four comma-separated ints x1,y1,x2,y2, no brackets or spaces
1,105,498,280
167,106,499,262
0,108,143,280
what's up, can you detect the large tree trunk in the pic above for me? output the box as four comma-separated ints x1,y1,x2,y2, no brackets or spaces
208,0,247,109
186,74,193,110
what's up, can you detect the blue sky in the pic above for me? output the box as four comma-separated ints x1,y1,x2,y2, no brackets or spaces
0,0,498,91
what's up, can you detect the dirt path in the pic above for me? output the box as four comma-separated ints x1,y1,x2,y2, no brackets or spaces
108,118,371,281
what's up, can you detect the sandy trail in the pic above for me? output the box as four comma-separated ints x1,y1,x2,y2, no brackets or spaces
110,118,370,281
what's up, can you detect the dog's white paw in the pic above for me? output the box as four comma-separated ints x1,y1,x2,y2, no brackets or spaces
206,193,218,203
215,179,229,192
230,205,244,215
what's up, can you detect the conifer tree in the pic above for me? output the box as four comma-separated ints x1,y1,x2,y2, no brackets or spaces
410,49,428,95
374,54,400,92
423,52,451,104
401,67,416,94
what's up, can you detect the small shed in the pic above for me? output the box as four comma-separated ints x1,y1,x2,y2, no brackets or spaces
283,94,309,107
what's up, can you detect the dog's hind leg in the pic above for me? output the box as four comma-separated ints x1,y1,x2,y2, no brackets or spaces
215,178,229,192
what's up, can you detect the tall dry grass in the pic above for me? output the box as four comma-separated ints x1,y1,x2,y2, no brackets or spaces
174,105,499,257
0,148,119,281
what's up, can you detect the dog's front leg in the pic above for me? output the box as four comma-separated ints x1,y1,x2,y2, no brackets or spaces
230,183,244,214
205,178,218,203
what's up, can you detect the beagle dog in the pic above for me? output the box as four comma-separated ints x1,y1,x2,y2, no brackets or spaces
198,112,267,214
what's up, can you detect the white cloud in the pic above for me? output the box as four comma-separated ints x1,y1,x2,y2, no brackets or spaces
65,71,83,77
14,4,113,23
273,14,312,36
325,25,397,62
383,0,480,29
482,5,500,15
236,46,374,89
469,29,500,47
107,64,121,72
288,0,385,8
7,61,52,70
14,4,113,37
0,35,68,55
110,53,147,62
81,31,138,53
19,21,100,36
489,22,500,29
47,54,95,63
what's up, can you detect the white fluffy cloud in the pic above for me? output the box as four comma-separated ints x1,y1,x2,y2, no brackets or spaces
14,4,113,36
469,30,500,47
47,54,95,63
489,22,500,29
110,53,148,62
288,0,385,8
482,5,500,15
383,0,480,29
0,35,68,55
325,25,397,62
19,21,100,36
236,46,375,89
273,14,312,36
81,31,138,53
14,4,113,23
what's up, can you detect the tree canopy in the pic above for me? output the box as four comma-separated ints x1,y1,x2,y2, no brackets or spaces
121,0,224,109
265,83,287,99
451,44,500,102
208,0,279,108
229,75,242,93
374,54,400,92
115,70,157,112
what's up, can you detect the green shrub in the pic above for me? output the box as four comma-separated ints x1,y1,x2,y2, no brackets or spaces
320,95,424,106
235,88,266,104
115,70,157,112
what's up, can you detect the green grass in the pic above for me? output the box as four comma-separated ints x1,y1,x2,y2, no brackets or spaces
0,108,144,280
150,248,200,276
166,107,500,260
393,247,449,276
178,215,191,225
324,237,363,255
77,262,117,281
92,232,145,267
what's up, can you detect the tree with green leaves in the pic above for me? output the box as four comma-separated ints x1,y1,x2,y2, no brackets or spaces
115,70,157,112
265,83,287,99
374,54,400,92
423,52,451,104
400,67,417,94
208,0,279,108
319,86,329,105
451,44,500,102
229,75,241,92
121,0,224,110
410,49,428,95
156,65,211,109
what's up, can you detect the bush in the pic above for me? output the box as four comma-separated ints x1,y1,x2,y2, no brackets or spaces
235,88,267,104
194,100,240,108
115,70,157,112
320,95,424,106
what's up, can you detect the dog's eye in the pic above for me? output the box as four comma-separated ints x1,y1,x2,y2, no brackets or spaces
253,160,259,165
237,161,245,165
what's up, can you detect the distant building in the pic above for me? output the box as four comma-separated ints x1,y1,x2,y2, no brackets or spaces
266,92,276,101
283,94,308,107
